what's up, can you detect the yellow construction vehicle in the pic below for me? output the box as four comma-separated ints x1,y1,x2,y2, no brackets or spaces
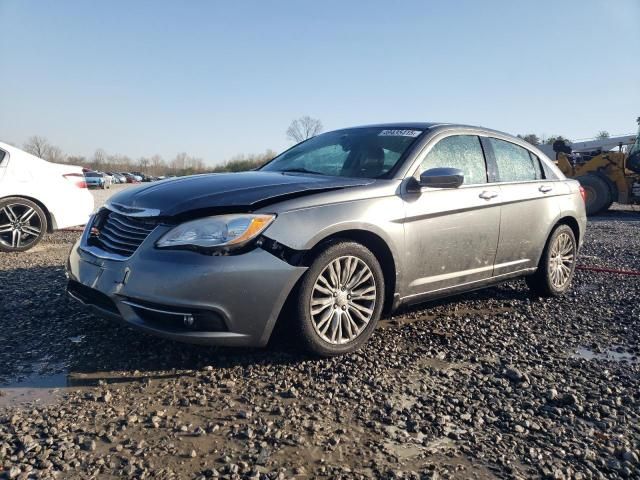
539,122,640,215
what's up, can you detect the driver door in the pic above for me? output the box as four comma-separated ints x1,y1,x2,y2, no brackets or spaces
401,134,501,297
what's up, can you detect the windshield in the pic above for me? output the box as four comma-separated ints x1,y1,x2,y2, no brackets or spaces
261,127,424,178
85,172,102,177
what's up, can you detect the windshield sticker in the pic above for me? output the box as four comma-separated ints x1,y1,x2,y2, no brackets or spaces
378,129,422,137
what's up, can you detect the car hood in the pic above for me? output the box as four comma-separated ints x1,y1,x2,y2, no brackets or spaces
106,171,375,217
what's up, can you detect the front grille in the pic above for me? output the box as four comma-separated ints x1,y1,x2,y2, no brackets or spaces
89,210,157,257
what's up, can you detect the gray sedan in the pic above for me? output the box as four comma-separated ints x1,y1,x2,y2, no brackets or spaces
66,123,586,356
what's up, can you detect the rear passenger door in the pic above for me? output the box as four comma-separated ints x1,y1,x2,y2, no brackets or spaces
483,137,561,275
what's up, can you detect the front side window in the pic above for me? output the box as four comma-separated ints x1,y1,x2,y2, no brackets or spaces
489,138,542,182
0,150,6,166
261,127,424,178
419,135,487,185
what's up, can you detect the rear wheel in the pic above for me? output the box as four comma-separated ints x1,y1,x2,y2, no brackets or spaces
526,224,577,297
296,241,385,356
0,197,48,252
575,175,611,215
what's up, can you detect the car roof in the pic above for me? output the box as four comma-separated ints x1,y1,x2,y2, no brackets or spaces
342,122,511,135
336,122,441,130
338,122,547,150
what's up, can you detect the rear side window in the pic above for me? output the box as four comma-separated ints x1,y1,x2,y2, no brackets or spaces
0,149,6,166
420,135,487,185
488,138,543,182
529,152,543,179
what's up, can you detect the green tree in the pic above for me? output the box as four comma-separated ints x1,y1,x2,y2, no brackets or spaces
545,135,570,145
596,130,610,139
517,133,540,146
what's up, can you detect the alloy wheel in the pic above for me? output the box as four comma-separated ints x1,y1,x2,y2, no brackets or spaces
310,255,377,345
548,232,575,288
0,204,43,249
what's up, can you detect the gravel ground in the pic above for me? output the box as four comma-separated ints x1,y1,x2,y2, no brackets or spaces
0,204,638,479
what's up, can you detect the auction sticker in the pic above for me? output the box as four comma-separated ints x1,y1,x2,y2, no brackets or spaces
378,129,422,137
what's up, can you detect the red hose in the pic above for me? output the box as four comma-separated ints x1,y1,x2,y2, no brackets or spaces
576,265,640,276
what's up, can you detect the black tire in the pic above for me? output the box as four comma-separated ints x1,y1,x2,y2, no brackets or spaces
526,224,577,297
0,197,48,253
575,175,611,215
296,241,385,356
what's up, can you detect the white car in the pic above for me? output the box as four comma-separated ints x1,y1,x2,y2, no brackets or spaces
101,172,114,188
0,142,94,252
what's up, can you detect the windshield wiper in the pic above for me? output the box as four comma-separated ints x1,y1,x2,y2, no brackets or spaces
279,168,324,175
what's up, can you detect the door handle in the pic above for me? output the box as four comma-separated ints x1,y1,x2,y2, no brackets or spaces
539,185,553,193
479,190,498,200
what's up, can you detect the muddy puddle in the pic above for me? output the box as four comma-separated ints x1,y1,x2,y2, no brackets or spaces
574,345,639,364
0,369,134,408
0,370,74,407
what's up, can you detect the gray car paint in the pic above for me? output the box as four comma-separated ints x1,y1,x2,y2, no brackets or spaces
263,126,585,301
67,124,587,347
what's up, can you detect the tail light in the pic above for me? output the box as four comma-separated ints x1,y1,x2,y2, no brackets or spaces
579,186,586,202
63,173,87,188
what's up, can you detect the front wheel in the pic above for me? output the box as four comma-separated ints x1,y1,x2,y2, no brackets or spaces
526,224,577,297
296,241,385,356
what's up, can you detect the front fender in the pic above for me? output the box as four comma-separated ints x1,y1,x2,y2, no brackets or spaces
262,197,406,288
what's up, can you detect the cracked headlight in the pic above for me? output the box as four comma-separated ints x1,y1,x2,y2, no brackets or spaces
156,214,275,250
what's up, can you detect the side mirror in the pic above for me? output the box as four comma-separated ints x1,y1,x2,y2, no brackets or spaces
419,167,464,188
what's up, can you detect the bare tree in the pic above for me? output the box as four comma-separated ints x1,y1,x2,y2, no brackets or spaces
23,135,67,162
93,149,107,167
170,152,188,173
286,116,323,143
47,145,66,163
211,149,277,173
138,157,150,171
150,155,166,176
67,155,87,166
23,136,52,159
596,130,610,139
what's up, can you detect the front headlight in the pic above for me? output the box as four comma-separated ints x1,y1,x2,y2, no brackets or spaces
156,214,275,250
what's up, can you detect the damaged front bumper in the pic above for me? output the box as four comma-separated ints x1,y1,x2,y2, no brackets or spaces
65,223,307,347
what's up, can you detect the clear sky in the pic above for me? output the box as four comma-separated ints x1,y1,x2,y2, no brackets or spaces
1,0,638,165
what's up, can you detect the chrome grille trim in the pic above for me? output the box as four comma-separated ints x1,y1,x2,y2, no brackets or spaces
89,210,157,258
108,215,154,234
